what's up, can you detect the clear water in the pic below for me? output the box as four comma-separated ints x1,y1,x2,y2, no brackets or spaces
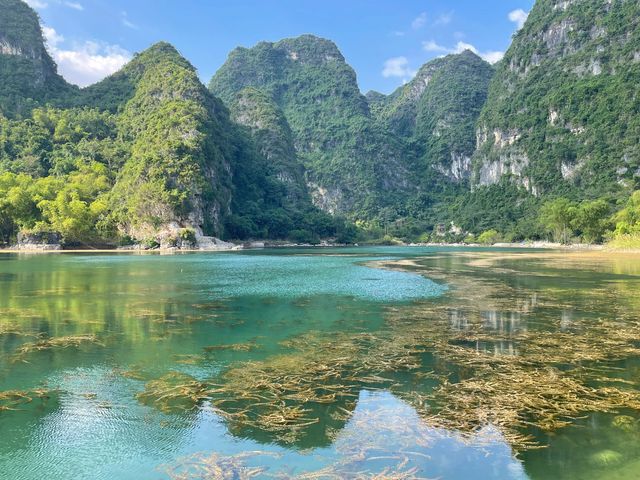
0,247,639,479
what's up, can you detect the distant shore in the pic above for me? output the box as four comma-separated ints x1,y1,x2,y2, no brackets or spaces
2,239,639,254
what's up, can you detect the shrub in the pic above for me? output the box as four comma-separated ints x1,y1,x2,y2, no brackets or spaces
478,229,500,245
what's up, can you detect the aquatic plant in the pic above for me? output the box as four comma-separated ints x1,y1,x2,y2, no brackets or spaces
0,388,57,412
12,334,104,362
138,251,640,454
589,449,624,467
136,372,210,413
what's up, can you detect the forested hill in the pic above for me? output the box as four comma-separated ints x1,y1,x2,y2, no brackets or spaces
1,0,639,248
473,0,640,199
0,0,76,116
0,3,342,247
455,0,640,241
209,35,419,218
370,50,494,185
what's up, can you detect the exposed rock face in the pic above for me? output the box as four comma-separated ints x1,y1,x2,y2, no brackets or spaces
0,0,75,116
437,154,472,182
477,155,530,188
307,182,343,215
473,0,640,197
372,50,494,186
16,232,61,251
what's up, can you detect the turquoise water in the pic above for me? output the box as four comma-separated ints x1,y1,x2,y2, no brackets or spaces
1,247,640,479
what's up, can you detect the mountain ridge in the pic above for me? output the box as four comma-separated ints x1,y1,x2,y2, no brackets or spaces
1,0,639,247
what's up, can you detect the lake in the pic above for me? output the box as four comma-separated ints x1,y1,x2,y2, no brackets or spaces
1,247,640,479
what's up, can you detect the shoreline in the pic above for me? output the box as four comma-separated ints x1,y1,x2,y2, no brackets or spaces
1,241,639,254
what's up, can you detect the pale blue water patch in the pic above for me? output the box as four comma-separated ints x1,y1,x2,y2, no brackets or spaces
71,250,447,302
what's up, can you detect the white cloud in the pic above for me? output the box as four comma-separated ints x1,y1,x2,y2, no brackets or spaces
121,11,138,29
434,11,454,26
454,41,504,63
411,12,427,30
43,26,131,87
25,0,48,8
508,9,529,30
454,41,477,53
26,0,84,9
422,39,503,64
42,26,64,47
422,40,450,53
481,50,505,64
64,1,83,10
392,31,405,37
382,56,417,81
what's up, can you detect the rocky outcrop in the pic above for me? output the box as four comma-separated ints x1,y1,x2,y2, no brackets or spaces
0,0,75,115
372,50,494,186
477,155,530,187
472,0,640,197
308,182,344,215
436,154,472,182
15,232,62,251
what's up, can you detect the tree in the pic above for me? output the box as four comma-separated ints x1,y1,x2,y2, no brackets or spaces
613,191,640,234
478,229,500,245
539,198,577,244
572,199,610,243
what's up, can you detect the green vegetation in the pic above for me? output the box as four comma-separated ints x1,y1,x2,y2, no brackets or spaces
532,193,640,246
209,35,418,220
0,9,350,247
473,0,640,201
1,0,639,247
0,0,76,117
477,229,500,245
374,50,494,183
0,163,113,245
608,191,640,248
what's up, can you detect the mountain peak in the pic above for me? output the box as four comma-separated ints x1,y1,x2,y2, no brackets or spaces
0,0,74,116
0,0,45,56
127,41,194,72
274,34,344,63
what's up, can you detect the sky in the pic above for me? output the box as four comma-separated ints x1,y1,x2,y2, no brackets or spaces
26,0,535,94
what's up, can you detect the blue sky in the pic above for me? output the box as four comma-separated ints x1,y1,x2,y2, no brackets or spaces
27,0,534,93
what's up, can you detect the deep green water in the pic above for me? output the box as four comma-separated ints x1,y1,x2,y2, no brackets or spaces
1,247,640,479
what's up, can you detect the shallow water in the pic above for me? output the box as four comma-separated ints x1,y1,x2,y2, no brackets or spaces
0,247,639,479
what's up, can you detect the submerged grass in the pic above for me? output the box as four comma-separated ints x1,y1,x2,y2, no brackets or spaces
0,388,57,413
138,251,640,461
12,334,104,362
165,449,424,479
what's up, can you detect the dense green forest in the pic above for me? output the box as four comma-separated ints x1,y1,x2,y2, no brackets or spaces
209,35,420,220
0,0,639,248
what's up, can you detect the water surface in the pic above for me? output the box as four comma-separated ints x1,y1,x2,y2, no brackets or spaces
1,247,640,479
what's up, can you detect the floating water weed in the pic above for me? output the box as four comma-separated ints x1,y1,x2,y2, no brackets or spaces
12,334,104,362
0,388,57,412
165,451,279,480
140,251,640,454
164,449,424,480
203,342,257,353
136,371,210,413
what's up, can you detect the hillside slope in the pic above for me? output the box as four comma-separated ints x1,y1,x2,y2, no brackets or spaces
371,50,494,184
0,0,76,117
473,0,640,200
209,35,417,218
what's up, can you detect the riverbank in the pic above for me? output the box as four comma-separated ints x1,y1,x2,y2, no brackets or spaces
2,239,639,254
